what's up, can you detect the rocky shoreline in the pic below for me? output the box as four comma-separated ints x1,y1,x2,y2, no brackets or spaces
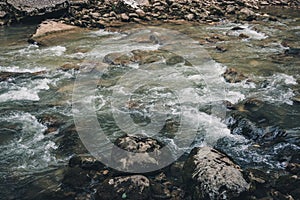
0,0,299,27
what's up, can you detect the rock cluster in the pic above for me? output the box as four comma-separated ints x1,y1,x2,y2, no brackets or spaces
1,0,299,26
61,0,300,28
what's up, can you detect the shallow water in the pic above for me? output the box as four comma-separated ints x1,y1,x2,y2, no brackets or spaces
0,8,299,199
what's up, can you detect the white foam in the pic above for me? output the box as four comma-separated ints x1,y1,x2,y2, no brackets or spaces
253,73,297,105
0,78,50,102
227,24,268,40
0,112,59,170
17,45,66,57
0,65,47,73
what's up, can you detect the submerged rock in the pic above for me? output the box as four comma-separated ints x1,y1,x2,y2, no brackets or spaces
29,20,82,46
0,71,45,82
183,146,250,200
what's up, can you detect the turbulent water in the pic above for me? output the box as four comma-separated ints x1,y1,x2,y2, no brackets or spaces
0,8,299,199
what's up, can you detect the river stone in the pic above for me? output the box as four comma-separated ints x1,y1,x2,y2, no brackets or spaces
111,134,170,172
96,175,150,200
29,20,81,46
183,146,250,200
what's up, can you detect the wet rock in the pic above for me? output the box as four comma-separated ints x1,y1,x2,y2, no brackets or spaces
29,20,82,46
103,52,132,65
165,55,185,65
96,175,150,200
0,71,45,82
242,168,276,199
274,174,300,199
62,167,92,189
239,33,250,38
111,134,169,172
37,114,65,134
285,48,300,56
131,49,163,64
151,172,185,200
226,111,287,146
183,146,250,200
222,67,248,83
68,155,104,171
216,46,227,52
231,26,245,31
59,63,81,71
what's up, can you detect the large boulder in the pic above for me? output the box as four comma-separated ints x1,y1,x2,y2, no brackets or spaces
183,146,250,200
29,20,82,46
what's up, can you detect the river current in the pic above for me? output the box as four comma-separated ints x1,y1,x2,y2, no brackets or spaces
0,8,299,199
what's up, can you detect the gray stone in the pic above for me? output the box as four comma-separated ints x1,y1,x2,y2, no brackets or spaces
183,147,250,200
7,0,68,15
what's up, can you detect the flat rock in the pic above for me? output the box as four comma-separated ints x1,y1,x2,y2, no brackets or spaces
29,20,82,46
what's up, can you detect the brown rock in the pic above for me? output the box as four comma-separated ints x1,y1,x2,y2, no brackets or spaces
222,67,248,83
29,20,82,46
185,13,194,20
136,8,146,17
120,13,129,21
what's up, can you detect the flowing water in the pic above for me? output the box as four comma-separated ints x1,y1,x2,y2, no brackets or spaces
0,8,299,199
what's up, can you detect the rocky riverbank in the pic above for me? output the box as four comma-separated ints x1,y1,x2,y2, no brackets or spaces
0,0,299,26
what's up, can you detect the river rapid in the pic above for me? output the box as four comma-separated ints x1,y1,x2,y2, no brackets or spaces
0,8,299,200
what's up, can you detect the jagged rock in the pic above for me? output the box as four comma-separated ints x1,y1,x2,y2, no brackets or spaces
3,0,68,25
29,20,82,46
183,146,250,200
96,175,151,200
